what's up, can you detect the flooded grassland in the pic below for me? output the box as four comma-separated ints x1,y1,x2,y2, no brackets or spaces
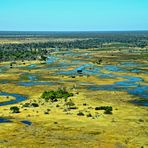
0,45,148,148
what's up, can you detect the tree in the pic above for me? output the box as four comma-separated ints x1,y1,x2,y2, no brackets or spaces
10,106,20,113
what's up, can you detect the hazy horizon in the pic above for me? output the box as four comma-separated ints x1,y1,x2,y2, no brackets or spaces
0,30,148,32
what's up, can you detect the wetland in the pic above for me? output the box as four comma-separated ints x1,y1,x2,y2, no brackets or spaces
0,31,148,148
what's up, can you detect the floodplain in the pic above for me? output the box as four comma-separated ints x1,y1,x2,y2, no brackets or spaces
0,32,148,148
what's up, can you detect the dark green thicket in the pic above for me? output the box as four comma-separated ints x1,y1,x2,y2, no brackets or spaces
95,106,112,111
1,32,148,62
95,106,113,114
104,108,112,114
10,106,20,113
22,102,39,107
41,88,73,102
77,111,85,116
31,103,39,107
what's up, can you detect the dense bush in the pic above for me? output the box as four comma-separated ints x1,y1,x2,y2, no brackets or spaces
10,106,20,113
77,111,85,116
104,108,112,114
1,31,148,62
31,103,39,107
41,87,73,102
95,106,112,111
22,102,39,107
95,106,113,114
86,113,92,117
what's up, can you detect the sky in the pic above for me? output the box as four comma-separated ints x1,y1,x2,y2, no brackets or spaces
0,0,148,31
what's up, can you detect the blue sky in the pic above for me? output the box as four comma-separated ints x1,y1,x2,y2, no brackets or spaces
0,0,148,31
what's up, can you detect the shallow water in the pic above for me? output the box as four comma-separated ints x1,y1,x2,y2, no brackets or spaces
27,64,37,68
0,54,147,106
0,80,9,84
18,81,56,86
120,62,140,67
21,120,32,126
128,86,148,99
87,75,148,106
0,118,12,123
58,63,102,76
28,75,38,81
46,56,59,64
0,92,27,106
0,66,9,73
99,74,117,79
104,65,126,72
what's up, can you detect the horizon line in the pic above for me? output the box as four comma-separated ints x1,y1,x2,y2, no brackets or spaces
0,30,148,32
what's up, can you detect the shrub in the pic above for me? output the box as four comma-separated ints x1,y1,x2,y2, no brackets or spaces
83,103,87,106
65,100,78,110
77,111,85,116
87,113,92,117
44,111,49,114
56,104,60,107
95,106,113,114
65,100,75,107
95,106,112,111
31,103,39,107
68,106,78,110
41,90,57,102
47,109,51,112
22,103,30,107
104,108,112,114
41,87,73,102
10,106,20,113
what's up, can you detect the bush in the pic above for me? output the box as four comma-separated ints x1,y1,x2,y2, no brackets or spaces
104,108,112,114
44,111,49,114
83,103,87,106
22,103,30,107
65,100,77,110
71,75,76,78
87,113,92,117
41,87,73,102
68,106,78,110
95,106,113,114
31,103,39,107
10,106,20,113
65,100,75,107
77,111,85,116
95,106,112,111
56,104,60,107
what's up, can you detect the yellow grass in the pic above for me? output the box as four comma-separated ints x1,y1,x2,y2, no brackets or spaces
0,48,147,148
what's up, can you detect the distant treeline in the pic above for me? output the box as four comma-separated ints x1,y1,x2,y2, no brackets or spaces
0,34,148,61
0,31,148,38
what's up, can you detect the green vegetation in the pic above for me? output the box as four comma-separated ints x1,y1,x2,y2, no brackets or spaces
104,108,112,114
77,111,85,116
95,106,113,114
0,32,147,147
22,102,39,107
86,113,92,117
31,103,39,107
10,106,20,113
41,87,73,102
0,32,148,62
22,103,30,107
95,106,112,111
65,100,78,110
